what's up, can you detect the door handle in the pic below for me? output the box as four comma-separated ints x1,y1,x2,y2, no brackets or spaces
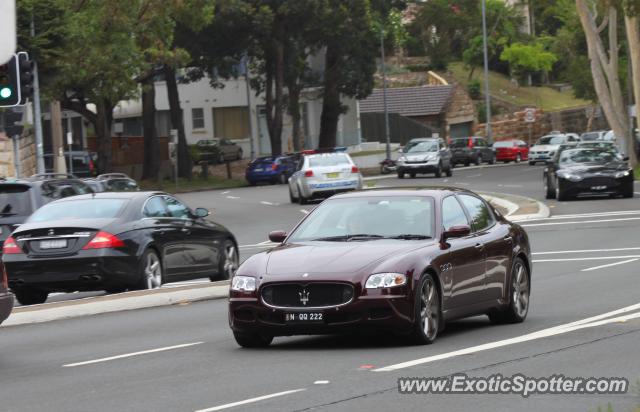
503,236,513,242
181,227,191,234
474,243,484,250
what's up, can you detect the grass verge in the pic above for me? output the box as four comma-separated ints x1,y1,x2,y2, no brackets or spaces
635,165,640,180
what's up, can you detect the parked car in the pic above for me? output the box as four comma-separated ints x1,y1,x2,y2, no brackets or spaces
229,187,532,347
245,155,297,185
450,136,495,166
396,137,453,178
493,140,529,163
288,151,363,204
83,173,139,193
3,192,239,305
579,130,608,142
528,133,578,165
194,139,243,164
0,262,14,325
543,147,634,200
0,175,94,246
43,151,97,177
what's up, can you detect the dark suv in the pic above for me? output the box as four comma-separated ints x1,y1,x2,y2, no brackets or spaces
0,174,94,245
450,136,495,166
43,151,96,178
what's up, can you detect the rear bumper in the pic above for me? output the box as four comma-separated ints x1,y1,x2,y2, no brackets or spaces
302,178,363,198
246,171,281,182
496,153,524,161
0,291,14,324
4,251,139,292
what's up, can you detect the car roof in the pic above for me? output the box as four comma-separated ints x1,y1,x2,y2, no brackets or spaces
329,187,476,200
52,191,164,202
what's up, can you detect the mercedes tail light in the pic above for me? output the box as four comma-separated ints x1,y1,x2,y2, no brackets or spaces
2,236,23,255
304,170,314,177
351,166,359,173
82,231,125,250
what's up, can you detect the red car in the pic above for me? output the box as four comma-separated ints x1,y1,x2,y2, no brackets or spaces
493,140,529,163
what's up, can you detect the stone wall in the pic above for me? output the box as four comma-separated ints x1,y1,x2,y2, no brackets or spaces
475,106,609,145
445,83,477,125
0,130,37,178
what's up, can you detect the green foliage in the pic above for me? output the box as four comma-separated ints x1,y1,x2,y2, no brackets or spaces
468,80,481,100
500,43,558,80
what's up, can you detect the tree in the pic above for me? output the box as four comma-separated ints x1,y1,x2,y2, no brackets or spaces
500,42,557,84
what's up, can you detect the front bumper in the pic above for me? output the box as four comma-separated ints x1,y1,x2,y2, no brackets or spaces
0,291,14,325
559,175,633,197
397,161,439,173
229,294,414,336
4,251,139,292
529,153,552,162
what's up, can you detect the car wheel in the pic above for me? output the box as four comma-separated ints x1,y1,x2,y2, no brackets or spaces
544,175,556,199
237,149,243,160
474,155,481,166
445,164,453,177
528,161,535,166
13,287,49,305
397,172,405,179
488,155,495,165
214,240,238,281
464,160,470,167
516,154,522,163
409,172,416,178
409,273,440,345
298,185,308,205
233,331,273,348
489,258,530,324
289,185,298,203
434,162,442,178
137,249,163,290
556,178,568,201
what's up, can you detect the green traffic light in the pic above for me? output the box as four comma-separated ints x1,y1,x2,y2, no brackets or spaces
0,87,12,99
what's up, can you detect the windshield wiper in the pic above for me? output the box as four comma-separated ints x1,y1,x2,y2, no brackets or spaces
312,234,385,242
386,234,432,240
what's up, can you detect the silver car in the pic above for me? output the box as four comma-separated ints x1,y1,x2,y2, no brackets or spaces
288,152,363,204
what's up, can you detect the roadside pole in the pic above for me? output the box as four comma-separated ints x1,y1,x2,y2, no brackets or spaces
31,15,45,174
243,56,256,161
380,28,391,160
481,0,493,144
66,132,73,176
12,134,21,178
50,101,67,174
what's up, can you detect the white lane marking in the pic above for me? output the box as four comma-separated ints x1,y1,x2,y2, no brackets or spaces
635,192,640,195
467,174,483,178
521,217,640,227
226,196,239,199
221,191,230,194
374,303,640,372
195,389,307,412
300,209,309,215
524,210,640,221
533,246,640,255
314,380,330,385
63,342,204,367
533,255,640,263
581,258,639,272
260,201,275,206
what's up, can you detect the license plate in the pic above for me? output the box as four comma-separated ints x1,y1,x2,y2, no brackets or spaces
591,185,607,190
284,312,323,323
40,239,67,249
253,168,263,172
326,172,340,179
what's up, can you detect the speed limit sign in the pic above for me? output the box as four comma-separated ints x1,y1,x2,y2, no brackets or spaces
524,108,536,123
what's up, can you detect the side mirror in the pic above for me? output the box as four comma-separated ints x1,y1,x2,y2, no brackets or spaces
441,225,471,243
194,207,210,218
269,230,287,243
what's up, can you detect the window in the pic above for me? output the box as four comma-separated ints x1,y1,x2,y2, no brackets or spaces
213,107,249,139
163,196,190,219
192,108,205,129
28,199,128,222
0,185,33,216
458,195,495,232
442,196,469,231
144,196,169,218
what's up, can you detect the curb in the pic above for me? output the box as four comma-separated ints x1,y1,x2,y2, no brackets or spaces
480,191,550,222
2,281,230,327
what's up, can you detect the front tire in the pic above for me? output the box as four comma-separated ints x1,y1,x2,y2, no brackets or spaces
298,185,308,205
556,178,568,201
544,175,555,199
233,331,273,348
445,164,453,177
409,273,441,345
529,161,535,166
13,287,49,305
137,249,163,290
289,185,298,203
213,239,238,281
488,155,495,165
474,155,481,166
434,162,442,178
489,258,530,324
397,171,405,179
409,172,416,178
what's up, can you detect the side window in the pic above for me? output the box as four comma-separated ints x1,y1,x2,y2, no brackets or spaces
143,196,170,218
442,196,470,231
163,196,191,219
458,194,495,232
71,182,93,194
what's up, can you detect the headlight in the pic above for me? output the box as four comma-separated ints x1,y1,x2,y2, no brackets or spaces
398,156,407,162
557,172,583,182
615,170,631,178
365,273,407,289
548,151,555,157
231,276,256,292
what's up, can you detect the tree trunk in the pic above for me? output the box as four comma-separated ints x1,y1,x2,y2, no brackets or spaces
164,65,193,178
287,77,303,151
95,99,113,174
318,44,343,149
141,76,160,180
264,41,284,156
624,13,640,167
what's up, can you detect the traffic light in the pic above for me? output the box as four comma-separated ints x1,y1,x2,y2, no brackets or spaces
0,54,20,107
18,52,33,105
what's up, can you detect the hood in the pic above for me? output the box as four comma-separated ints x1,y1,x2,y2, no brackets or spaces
402,152,438,162
530,144,558,152
560,162,628,175
264,240,428,276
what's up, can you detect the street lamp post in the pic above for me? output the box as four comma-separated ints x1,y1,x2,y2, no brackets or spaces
481,0,492,143
380,28,391,160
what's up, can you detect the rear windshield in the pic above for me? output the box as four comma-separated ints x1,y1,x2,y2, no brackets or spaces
493,141,515,148
106,180,139,192
308,154,350,167
580,132,600,141
28,199,128,222
537,135,565,145
450,139,469,148
0,185,33,216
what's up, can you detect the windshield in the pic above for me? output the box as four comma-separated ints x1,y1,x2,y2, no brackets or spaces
404,141,438,153
450,139,469,148
580,132,600,141
287,196,435,241
559,149,618,166
0,185,33,216
493,141,515,148
308,154,350,167
28,199,128,222
537,135,565,145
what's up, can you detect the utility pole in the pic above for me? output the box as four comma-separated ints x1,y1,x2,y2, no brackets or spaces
481,0,493,143
380,27,391,160
243,55,256,161
31,15,45,174
50,101,66,174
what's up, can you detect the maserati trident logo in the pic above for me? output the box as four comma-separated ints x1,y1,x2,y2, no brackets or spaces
299,289,310,306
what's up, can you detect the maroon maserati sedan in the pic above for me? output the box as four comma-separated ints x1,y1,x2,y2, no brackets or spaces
228,188,531,347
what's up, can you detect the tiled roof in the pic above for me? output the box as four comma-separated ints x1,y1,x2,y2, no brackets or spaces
359,85,454,117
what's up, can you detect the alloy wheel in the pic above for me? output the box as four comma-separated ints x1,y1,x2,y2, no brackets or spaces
420,278,439,340
144,252,162,289
223,244,239,279
511,261,529,318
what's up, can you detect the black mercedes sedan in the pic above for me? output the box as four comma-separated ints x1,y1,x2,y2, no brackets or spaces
544,147,634,200
2,192,238,305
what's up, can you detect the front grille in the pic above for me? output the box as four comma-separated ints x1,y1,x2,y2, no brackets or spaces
583,177,618,187
261,282,354,308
